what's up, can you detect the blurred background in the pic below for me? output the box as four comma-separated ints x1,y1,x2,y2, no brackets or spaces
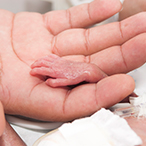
0,0,93,13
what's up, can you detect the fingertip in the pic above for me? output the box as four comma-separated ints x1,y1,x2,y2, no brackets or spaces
90,0,122,21
60,74,135,121
124,74,135,93
29,69,35,76
45,79,62,88
30,62,35,69
96,74,135,108
109,0,123,11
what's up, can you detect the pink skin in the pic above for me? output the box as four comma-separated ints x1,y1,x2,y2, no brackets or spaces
0,0,146,123
0,0,146,143
0,102,5,137
0,122,26,146
30,54,107,87
125,117,146,146
0,0,146,144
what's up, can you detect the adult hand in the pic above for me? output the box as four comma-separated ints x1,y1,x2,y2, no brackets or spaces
0,0,146,122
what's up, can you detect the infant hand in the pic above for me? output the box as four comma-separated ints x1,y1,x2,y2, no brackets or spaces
30,54,107,87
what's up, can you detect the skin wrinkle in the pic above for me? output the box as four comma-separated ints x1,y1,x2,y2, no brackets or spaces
63,83,100,120
84,29,90,54
8,13,48,112
94,83,99,109
51,36,60,56
0,14,14,111
87,3,92,22
119,21,124,40
62,89,71,118
28,82,43,98
41,15,50,33
43,14,54,35
65,9,72,29
11,14,28,66
50,36,56,54
85,55,91,64
119,45,128,72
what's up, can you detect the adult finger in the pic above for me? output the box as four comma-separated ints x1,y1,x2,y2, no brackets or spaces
63,33,146,75
3,74,134,122
52,12,146,56
58,74,135,121
89,33,146,75
43,0,122,35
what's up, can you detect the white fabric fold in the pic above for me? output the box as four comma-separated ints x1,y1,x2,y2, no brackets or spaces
37,108,142,146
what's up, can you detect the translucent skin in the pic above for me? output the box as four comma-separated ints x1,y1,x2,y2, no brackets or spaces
30,54,107,87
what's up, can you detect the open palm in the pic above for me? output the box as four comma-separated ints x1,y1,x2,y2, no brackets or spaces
1,0,146,122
